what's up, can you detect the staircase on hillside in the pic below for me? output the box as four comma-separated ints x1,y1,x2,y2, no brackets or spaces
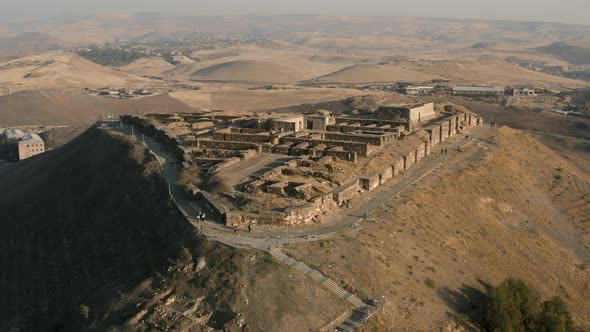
268,248,381,331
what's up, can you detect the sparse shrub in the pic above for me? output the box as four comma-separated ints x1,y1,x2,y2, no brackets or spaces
424,278,435,289
255,253,276,272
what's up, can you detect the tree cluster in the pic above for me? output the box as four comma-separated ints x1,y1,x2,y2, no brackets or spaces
478,278,584,332
77,46,145,66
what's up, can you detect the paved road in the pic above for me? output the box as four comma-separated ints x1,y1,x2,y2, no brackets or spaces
106,122,491,250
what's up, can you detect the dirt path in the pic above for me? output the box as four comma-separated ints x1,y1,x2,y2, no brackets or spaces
105,122,491,250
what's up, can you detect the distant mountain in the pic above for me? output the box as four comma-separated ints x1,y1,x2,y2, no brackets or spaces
1,14,590,50
0,32,61,52
534,42,590,65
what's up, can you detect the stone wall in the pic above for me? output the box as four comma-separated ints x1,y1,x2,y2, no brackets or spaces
325,148,357,162
426,125,441,145
207,157,242,174
212,128,273,143
195,140,261,151
392,158,404,176
379,167,393,185
415,141,427,163
360,173,380,191
225,211,286,226
121,115,182,160
333,179,361,205
440,121,450,142
195,190,229,223
323,132,389,146
282,137,373,157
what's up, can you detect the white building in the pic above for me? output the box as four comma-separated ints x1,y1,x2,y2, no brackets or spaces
453,86,505,95
17,133,45,160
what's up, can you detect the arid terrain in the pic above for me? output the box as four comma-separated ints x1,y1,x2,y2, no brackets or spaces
1,12,589,332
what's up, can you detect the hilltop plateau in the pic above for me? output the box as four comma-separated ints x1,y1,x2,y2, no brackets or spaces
0,126,347,331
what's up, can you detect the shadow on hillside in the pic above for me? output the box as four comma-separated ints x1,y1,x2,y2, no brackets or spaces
437,278,492,322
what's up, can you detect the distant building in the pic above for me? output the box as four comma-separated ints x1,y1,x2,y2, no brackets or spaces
405,85,434,95
513,85,536,97
133,88,152,96
17,133,45,160
4,128,27,143
453,86,505,96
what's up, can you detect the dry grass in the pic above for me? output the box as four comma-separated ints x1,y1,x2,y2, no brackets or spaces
286,127,590,331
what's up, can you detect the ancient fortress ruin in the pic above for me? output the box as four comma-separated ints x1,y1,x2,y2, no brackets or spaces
123,102,483,227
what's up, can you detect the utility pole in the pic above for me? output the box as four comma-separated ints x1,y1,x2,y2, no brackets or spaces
142,134,145,145
131,125,134,138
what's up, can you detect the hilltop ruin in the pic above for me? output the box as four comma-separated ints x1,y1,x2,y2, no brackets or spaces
123,102,483,226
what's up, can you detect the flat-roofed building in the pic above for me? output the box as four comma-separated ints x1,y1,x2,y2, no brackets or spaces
513,85,536,96
17,133,45,160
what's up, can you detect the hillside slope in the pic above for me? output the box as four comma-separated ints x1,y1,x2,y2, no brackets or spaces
190,60,303,84
0,126,346,331
0,90,200,126
534,42,590,65
120,56,175,77
286,127,590,331
0,51,149,93
316,63,443,84
315,60,588,88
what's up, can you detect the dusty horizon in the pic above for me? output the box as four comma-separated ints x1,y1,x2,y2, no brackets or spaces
1,0,589,26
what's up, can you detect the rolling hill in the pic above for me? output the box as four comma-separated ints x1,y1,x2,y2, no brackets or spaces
0,90,200,126
120,56,175,77
0,32,61,52
534,42,590,65
0,51,150,93
315,60,589,88
315,63,443,84
190,60,303,84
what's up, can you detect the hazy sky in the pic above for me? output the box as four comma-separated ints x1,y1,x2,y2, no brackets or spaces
3,0,589,25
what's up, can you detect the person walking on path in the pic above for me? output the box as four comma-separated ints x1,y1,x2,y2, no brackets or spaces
233,225,238,234
248,223,252,232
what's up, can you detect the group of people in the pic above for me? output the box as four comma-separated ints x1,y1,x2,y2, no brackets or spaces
196,211,206,222
440,135,470,155
233,223,253,234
